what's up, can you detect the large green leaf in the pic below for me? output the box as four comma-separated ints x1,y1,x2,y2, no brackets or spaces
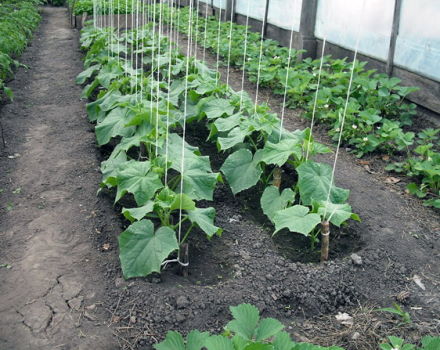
221,149,262,195
182,169,219,201
273,205,321,236
100,152,128,186
186,331,211,350
244,344,273,350
297,161,350,206
260,138,303,166
115,161,163,205
155,330,210,350
170,193,196,211
292,344,345,350
261,186,296,222
422,336,440,350
314,200,360,227
218,127,249,151
187,207,222,238
164,134,219,200
255,318,284,342
273,332,295,350
226,304,260,340
96,61,123,88
122,202,155,222
205,336,235,350
203,98,235,119
155,331,185,350
214,113,242,132
95,107,136,146
118,220,178,278
76,64,101,84
163,133,209,173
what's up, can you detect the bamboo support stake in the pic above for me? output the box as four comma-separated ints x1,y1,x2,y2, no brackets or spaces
320,221,330,262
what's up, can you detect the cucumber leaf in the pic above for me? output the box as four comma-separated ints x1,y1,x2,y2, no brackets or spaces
118,220,178,278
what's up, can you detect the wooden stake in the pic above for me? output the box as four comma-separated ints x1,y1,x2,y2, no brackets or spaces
320,221,330,262
273,167,282,188
180,243,189,277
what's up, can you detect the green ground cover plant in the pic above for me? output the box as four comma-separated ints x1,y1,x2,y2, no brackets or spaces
0,0,41,101
155,303,440,350
70,0,140,16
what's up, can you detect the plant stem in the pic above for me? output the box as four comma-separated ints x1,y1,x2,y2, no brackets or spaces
320,221,330,263
180,223,195,245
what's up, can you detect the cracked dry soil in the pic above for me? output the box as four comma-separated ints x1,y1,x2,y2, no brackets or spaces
0,7,118,350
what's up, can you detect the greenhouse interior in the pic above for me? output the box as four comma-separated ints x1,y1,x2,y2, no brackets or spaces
0,0,439,349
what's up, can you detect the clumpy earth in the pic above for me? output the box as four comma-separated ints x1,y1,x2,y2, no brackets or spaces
1,7,439,350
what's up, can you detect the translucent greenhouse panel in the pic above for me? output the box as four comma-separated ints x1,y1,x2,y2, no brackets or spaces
212,0,226,9
194,0,225,9
394,0,440,82
315,0,395,61
235,0,266,21
267,0,302,31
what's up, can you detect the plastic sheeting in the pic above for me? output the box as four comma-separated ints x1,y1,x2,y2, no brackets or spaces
267,0,302,31
235,0,266,21
196,0,225,9
394,0,440,82
315,0,395,61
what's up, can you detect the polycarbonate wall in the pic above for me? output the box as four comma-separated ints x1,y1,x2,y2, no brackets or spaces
235,0,266,21
394,0,440,82
197,0,225,10
267,0,302,31
195,0,440,83
315,0,395,61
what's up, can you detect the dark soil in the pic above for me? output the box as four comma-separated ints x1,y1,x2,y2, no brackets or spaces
0,8,439,350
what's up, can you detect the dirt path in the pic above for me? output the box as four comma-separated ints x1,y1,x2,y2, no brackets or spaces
0,7,118,349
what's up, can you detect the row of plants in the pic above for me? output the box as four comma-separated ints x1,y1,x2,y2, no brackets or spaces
0,0,41,101
156,303,440,350
69,0,140,16
77,18,359,278
150,4,439,209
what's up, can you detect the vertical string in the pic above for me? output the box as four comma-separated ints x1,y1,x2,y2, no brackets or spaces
140,0,145,101
193,0,200,60
215,0,223,84
254,1,268,112
135,0,140,101
150,0,157,146
177,0,194,264
202,0,209,61
239,0,250,111
155,0,164,156
117,0,120,66
125,0,128,75
323,0,366,219
225,0,234,86
176,0,181,48
305,2,334,158
278,27,295,140
164,0,176,186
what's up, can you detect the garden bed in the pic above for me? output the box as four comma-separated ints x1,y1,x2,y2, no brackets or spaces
83,35,440,350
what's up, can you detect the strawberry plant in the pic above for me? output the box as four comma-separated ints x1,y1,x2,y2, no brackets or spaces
155,303,345,350
380,336,440,350
151,4,420,159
